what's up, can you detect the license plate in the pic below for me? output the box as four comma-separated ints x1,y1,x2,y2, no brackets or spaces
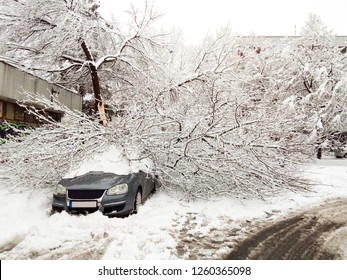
69,201,97,208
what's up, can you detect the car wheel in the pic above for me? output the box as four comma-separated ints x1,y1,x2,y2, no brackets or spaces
51,206,62,215
133,189,142,214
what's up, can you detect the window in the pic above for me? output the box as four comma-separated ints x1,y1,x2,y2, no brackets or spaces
4,103,26,122
24,110,37,124
5,103,14,120
1,100,61,124
48,111,61,122
14,105,25,121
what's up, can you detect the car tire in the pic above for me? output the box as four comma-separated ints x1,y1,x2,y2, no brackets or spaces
151,183,157,194
51,206,62,215
133,189,142,214
152,175,160,194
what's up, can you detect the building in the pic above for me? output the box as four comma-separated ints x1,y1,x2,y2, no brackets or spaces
0,60,82,126
236,35,347,55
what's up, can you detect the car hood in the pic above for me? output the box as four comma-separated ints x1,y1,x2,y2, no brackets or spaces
59,172,134,190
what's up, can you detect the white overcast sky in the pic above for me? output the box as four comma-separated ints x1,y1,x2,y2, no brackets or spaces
99,0,347,43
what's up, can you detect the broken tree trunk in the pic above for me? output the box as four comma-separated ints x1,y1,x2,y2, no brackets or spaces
80,40,107,126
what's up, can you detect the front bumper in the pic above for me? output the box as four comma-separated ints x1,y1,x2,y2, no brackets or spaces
52,191,135,217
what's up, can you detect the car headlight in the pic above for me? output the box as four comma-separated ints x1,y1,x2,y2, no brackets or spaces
107,183,128,195
54,184,66,195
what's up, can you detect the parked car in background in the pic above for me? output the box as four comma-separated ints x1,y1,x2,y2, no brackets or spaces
52,170,159,217
318,131,347,159
334,145,347,158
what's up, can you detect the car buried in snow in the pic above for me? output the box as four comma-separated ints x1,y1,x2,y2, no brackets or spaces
334,144,347,158
52,170,159,217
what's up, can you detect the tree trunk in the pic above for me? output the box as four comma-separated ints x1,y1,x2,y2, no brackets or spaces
80,41,107,126
317,147,322,159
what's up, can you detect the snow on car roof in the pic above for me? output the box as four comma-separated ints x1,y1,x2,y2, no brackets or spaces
63,145,153,178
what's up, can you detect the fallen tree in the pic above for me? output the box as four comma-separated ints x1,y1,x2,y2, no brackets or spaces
0,90,311,200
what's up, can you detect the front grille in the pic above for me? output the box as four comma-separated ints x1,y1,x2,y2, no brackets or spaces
68,189,105,199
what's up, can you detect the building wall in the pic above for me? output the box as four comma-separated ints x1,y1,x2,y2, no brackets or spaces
0,61,81,111
0,61,82,124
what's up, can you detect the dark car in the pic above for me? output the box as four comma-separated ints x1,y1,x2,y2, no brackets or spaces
52,170,159,217
334,144,347,158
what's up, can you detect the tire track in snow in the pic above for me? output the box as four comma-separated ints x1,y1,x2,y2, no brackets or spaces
226,199,347,260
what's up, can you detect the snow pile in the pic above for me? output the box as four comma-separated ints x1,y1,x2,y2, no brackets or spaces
0,188,50,253
64,145,153,178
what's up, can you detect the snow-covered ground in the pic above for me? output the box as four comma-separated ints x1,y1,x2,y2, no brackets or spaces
0,155,346,260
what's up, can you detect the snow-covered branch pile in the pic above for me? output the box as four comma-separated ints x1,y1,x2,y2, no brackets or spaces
112,78,312,200
0,89,311,200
